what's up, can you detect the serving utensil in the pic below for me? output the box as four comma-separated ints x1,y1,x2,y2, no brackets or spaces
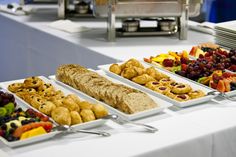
53,125,110,137
102,114,158,133
207,91,236,101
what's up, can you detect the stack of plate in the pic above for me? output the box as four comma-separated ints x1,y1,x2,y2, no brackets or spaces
215,20,236,49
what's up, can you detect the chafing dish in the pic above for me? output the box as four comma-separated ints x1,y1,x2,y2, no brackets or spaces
58,0,94,19
92,0,203,41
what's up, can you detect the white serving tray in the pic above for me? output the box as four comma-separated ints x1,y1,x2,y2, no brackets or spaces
144,61,236,97
0,130,59,148
49,73,171,120
0,76,107,131
98,62,216,108
0,89,60,148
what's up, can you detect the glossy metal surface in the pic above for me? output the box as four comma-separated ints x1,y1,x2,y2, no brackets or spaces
54,125,111,137
102,114,158,133
207,91,236,101
93,0,202,41
93,0,202,18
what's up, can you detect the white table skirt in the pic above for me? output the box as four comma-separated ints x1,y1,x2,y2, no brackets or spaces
1,4,235,157
0,100,235,157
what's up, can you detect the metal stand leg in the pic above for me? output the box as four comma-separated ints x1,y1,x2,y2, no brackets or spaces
108,0,116,42
179,0,189,40
58,0,66,19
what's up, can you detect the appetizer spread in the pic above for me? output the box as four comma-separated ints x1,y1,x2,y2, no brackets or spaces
144,50,189,73
56,64,158,114
144,43,236,92
109,59,205,102
8,77,108,126
0,91,53,141
190,43,236,72
189,42,221,58
197,70,236,92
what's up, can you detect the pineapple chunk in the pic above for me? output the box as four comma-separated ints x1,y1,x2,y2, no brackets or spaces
20,127,47,140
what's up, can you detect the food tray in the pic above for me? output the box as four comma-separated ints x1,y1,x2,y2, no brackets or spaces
49,74,171,120
0,76,107,131
98,62,216,107
144,61,236,97
0,89,60,148
0,129,59,148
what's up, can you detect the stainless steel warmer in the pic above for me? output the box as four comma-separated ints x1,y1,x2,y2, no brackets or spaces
58,0,94,18
92,0,203,41
57,0,203,41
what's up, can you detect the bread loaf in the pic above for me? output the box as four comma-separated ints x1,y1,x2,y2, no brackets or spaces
56,64,158,114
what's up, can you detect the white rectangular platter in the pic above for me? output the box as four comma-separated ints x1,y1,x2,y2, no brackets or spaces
0,130,59,148
98,62,216,108
144,61,236,97
0,76,107,131
49,73,172,120
0,89,60,148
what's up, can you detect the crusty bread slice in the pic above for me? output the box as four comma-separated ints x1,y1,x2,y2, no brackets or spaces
56,64,158,114
120,92,158,114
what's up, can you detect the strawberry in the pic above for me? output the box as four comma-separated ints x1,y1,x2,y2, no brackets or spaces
228,65,236,71
222,72,233,78
189,46,197,57
40,116,49,122
212,74,221,84
210,82,218,89
181,64,188,71
0,129,4,137
43,123,53,132
143,58,151,63
205,52,211,57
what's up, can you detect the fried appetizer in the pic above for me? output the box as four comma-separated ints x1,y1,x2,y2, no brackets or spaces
92,104,108,119
38,101,56,116
132,74,155,85
80,109,96,122
52,107,71,125
70,111,83,125
109,64,122,75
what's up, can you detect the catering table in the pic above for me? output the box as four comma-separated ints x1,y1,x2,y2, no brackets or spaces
0,98,236,157
1,4,236,157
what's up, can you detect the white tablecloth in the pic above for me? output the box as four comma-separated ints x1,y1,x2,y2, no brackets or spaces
0,100,235,157
1,4,235,157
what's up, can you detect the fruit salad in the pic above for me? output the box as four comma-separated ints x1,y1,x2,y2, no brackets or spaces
0,91,53,142
197,71,236,92
144,50,191,73
190,43,236,72
144,44,236,93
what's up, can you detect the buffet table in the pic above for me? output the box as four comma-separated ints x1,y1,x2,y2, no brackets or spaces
0,98,236,157
1,4,236,157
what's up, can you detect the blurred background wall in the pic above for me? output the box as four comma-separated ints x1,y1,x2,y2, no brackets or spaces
203,0,236,23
